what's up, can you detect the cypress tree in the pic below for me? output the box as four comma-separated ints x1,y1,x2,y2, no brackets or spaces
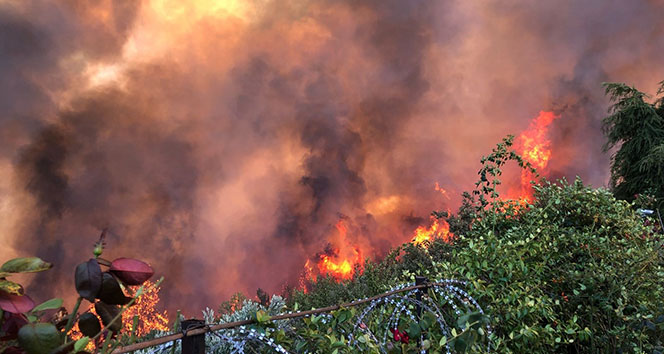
602,81,664,210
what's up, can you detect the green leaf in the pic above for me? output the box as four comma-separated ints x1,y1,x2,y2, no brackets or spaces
17,323,62,354
0,280,23,295
422,339,431,350
256,310,271,323
1,258,52,274
408,322,421,338
74,336,90,352
31,298,63,313
438,336,447,347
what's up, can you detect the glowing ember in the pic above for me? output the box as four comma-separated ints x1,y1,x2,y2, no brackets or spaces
315,221,363,281
69,280,169,347
517,111,560,199
412,217,453,245
122,281,169,336
435,182,451,200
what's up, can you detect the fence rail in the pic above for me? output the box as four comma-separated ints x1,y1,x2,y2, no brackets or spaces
111,279,487,353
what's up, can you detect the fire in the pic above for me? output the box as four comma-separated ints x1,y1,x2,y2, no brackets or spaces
411,183,454,245
517,111,560,199
314,220,363,281
412,217,453,245
122,280,170,336
435,182,451,200
69,280,169,347
318,254,354,279
307,111,561,282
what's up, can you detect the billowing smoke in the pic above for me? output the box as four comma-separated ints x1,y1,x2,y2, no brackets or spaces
1,0,663,313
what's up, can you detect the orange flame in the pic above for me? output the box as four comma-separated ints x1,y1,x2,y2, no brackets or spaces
315,220,363,281
435,182,450,200
122,281,170,336
412,217,453,245
411,183,454,245
517,111,560,199
70,280,169,348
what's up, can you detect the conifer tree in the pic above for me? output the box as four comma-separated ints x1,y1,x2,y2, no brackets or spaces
602,81,664,210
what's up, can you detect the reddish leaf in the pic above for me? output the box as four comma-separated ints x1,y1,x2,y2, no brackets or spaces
0,291,34,313
74,259,102,302
109,258,153,285
1,312,28,340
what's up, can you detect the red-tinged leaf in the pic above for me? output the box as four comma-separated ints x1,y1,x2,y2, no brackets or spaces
0,291,35,313
74,259,102,302
109,258,153,285
1,312,28,340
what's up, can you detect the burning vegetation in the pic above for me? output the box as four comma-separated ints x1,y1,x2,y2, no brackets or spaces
70,280,169,349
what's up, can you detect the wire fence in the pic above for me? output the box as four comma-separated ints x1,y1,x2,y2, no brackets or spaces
111,278,488,354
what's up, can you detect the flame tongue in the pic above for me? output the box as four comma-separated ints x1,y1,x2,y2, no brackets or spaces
412,217,452,245
517,111,560,199
314,220,362,281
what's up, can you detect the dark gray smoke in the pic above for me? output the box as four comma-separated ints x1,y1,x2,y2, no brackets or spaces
1,0,663,314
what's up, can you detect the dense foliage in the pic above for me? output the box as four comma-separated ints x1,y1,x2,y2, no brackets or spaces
602,81,664,210
285,137,664,352
445,178,664,352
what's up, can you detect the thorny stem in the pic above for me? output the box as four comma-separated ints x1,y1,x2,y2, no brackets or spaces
63,297,83,343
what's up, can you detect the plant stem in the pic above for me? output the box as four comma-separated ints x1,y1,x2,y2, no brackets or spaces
97,258,112,267
63,297,83,343
130,315,138,344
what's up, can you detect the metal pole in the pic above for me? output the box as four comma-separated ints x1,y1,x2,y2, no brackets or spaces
415,276,428,319
415,276,428,350
181,319,206,354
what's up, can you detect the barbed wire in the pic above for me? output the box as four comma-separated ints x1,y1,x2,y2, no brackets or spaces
111,280,462,354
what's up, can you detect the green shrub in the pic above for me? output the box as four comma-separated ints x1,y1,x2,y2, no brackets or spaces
436,178,664,352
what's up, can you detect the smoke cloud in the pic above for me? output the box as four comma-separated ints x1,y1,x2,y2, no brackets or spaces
1,0,663,313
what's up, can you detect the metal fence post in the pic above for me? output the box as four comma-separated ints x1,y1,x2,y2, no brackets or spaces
415,276,428,320
181,319,206,354
415,276,428,350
